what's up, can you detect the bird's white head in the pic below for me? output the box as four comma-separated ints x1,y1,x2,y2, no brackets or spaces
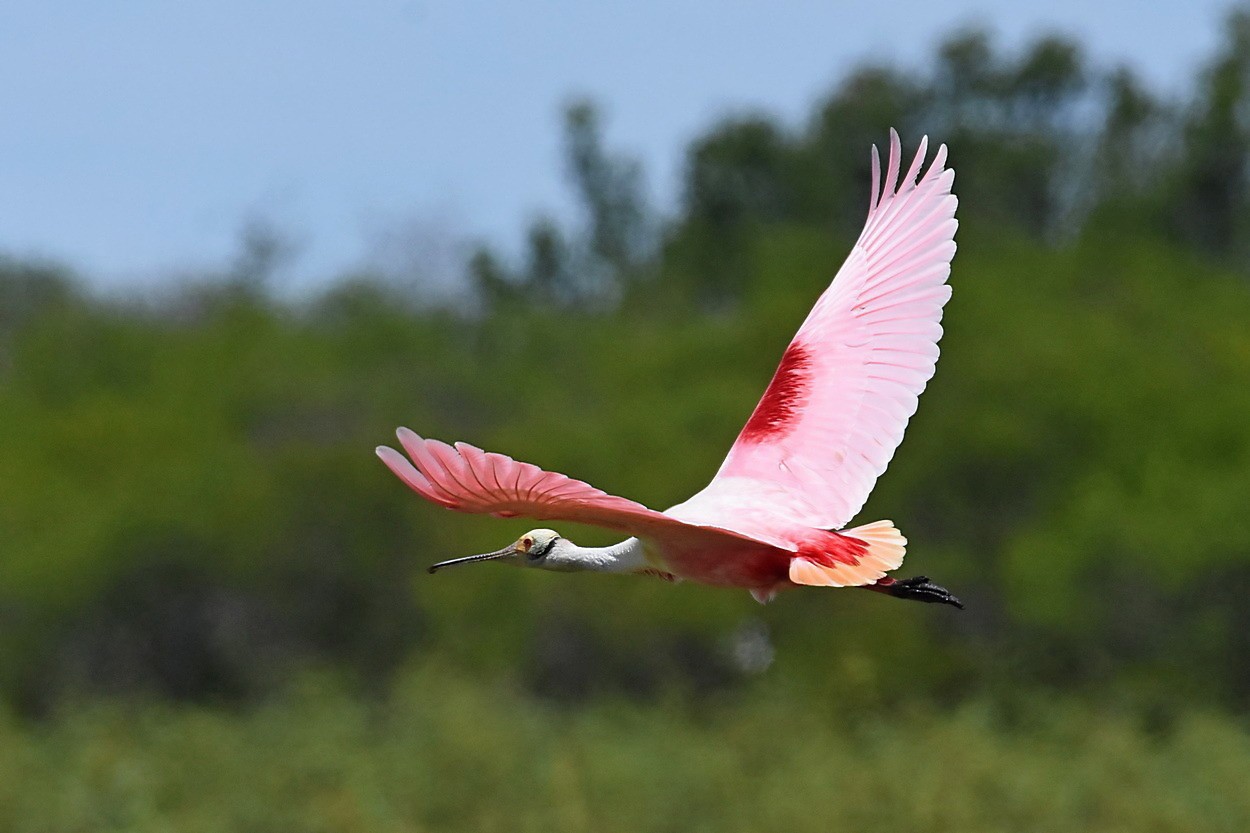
427,528,572,574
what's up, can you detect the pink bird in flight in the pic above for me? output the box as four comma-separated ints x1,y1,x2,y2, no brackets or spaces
377,130,961,608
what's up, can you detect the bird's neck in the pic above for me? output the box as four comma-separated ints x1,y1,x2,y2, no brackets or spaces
559,537,648,573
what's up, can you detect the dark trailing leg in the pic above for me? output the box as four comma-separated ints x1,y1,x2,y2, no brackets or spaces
868,576,963,609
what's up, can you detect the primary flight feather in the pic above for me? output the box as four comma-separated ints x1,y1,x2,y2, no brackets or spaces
377,130,962,608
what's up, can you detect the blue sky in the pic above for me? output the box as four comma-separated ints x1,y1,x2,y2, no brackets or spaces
0,1,1235,291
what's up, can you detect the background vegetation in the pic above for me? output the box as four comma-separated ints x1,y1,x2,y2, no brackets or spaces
3,9,1250,831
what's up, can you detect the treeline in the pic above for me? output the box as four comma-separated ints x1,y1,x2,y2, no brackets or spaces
2,10,1250,715
475,9,1250,307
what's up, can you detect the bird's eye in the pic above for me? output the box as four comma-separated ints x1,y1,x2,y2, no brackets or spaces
521,536,534,550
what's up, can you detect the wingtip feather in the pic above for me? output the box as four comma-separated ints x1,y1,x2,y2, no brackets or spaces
376,444,456,507
928,143,949,181
870,144,881,212
903,135,929,189
882,129,902,197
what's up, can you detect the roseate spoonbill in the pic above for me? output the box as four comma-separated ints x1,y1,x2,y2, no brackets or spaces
377,130,962,608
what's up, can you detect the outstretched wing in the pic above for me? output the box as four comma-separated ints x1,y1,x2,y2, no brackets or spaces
669,130,957,532
378,428,771,548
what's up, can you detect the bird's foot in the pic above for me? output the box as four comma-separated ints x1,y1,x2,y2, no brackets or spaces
875,576,964,609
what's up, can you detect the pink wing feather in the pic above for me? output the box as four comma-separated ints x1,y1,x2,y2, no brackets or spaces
669,130,957,533
377,428,767,548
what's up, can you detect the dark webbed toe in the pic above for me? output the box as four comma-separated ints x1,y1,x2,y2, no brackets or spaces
888,576,964,609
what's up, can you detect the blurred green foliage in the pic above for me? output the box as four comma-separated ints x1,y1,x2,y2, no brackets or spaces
2,10,1250,828
1,667,1247,833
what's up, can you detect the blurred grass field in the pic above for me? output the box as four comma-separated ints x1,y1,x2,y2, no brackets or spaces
3,666,1248,833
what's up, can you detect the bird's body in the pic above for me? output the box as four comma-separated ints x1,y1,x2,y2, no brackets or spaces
378,130,963,608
